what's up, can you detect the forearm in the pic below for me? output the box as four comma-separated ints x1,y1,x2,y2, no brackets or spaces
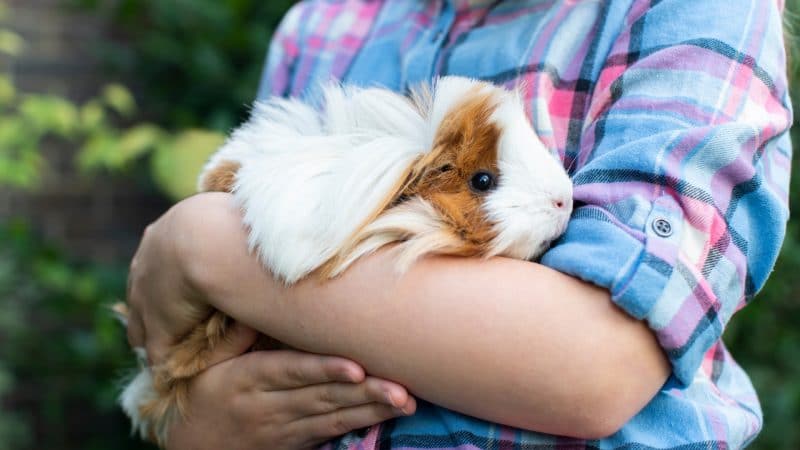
185,193,669,438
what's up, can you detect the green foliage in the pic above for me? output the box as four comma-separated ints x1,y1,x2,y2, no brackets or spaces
2,0,299,196
0,39,223,199
149,129,226,199
0,221,148,450
0,1,253,447
69,0,297,131
0,79,130,189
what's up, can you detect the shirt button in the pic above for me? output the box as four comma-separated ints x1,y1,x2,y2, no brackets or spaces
652,218,673,237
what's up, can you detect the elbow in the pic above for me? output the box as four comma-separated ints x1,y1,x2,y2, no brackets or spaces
555,389,649,440
557,354,670,439
572,405,633,440
574,305,672,439
508,377,662,440
571,365,670,439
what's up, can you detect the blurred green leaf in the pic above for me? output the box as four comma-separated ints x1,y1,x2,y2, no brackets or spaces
117,124,164,161
18,95,80,137
80,100,106,131
150,129,224,200
75,124,166,172
0,30,23,56
101,84,137,117
73,273,100,304
75,130,120,172
32,258,74,292
0,146,43,189
0,74,15,105
0,116,30,151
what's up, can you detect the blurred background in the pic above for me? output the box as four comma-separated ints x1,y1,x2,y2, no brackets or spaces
0,1,796,449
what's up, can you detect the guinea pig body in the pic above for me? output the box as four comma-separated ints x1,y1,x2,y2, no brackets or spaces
203,76,572,280
120,76,573,445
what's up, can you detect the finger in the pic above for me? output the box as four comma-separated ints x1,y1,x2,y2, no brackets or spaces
240,350,365,390
297,399,416,445
204,321,260,368
282,377,410,417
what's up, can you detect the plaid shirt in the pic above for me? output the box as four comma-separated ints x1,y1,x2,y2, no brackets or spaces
257,1,793,448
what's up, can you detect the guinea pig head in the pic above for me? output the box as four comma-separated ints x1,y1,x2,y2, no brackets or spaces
320,78,573,278
402,79,573,261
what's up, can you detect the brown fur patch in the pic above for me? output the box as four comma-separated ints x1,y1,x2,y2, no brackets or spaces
404,88,501,255
136,310,285,446
140,310,230,439
199,160,241,192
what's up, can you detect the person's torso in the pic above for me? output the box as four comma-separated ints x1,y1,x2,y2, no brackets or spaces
261,1,767,448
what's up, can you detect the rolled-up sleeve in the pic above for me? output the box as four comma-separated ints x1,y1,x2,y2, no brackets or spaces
541,0,792,385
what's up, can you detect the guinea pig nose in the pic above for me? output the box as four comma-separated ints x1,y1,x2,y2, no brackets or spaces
551,195,572,211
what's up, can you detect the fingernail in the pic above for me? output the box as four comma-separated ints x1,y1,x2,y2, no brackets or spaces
337,366,360,383
392,406,412,416
383,389,399,407
343,370,360,383
341,364,364,383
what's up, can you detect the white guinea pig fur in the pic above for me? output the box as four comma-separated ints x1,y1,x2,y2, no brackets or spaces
119,76,573,446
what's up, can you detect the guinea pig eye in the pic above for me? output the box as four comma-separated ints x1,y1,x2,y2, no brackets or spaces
469,171,496,193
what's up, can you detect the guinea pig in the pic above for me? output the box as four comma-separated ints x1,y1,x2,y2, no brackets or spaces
118,76,573,446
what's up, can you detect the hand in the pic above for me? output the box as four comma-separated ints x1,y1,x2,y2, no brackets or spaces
126,193,266,365
125,194,220,364
124,193,416,449
165,350,416,450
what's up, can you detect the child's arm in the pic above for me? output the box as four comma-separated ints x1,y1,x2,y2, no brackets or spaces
130,191,670,439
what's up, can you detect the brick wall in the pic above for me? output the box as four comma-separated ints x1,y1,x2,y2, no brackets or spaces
1,0,170,263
